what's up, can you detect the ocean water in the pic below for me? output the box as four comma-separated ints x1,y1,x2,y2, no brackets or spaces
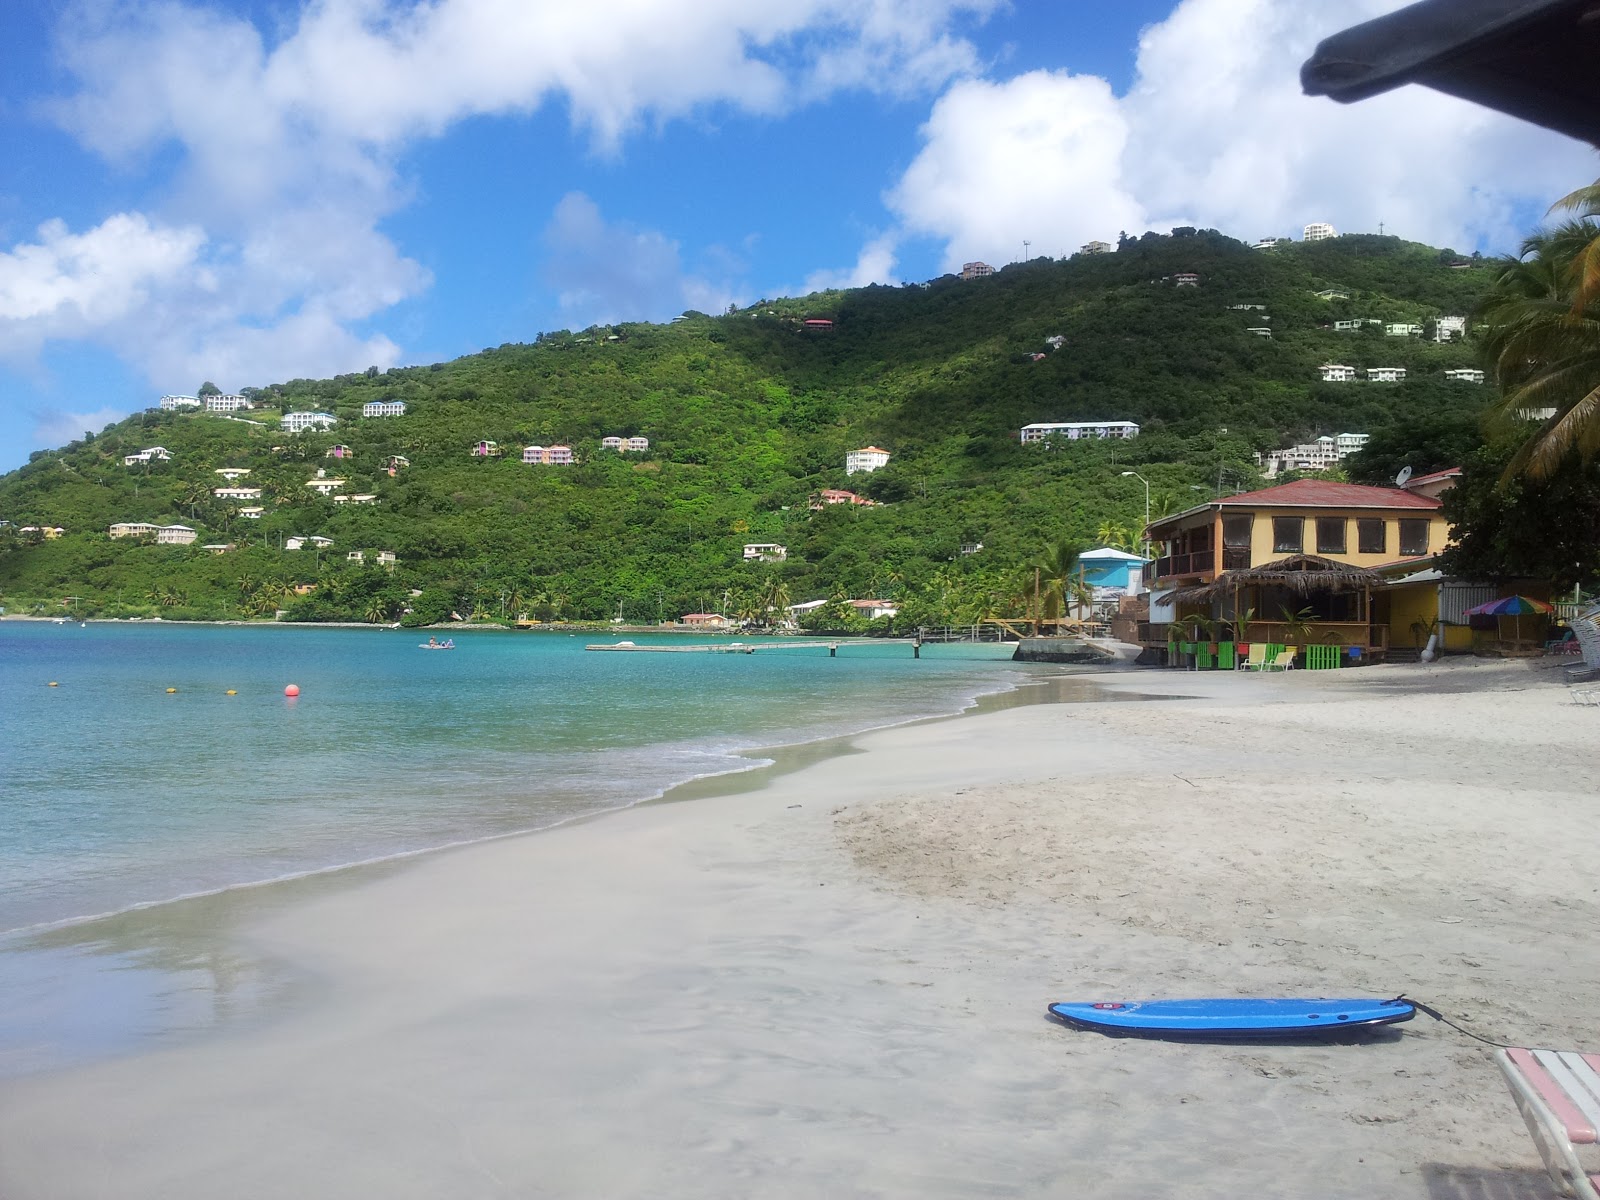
0,621,1038,935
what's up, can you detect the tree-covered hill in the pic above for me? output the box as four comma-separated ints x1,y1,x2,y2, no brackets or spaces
0,229,1495,625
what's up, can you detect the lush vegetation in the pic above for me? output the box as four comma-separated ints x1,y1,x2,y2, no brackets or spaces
0,229,1496,624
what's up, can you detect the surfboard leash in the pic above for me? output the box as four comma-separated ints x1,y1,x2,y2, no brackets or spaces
1394,995,1519,1049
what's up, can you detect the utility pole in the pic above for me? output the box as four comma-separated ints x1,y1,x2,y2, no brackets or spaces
1022,240,1031,262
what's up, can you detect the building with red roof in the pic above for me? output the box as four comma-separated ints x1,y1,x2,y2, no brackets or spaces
1143,479,1453,660
1148,479,1444,587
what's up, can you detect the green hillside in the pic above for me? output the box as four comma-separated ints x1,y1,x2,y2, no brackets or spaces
0,229,1494,626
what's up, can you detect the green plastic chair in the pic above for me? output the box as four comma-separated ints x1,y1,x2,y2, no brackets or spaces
1194,645,1215,671
1216,641,1236,670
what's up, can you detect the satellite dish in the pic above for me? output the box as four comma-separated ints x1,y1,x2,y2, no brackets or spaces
1395,465,1413,487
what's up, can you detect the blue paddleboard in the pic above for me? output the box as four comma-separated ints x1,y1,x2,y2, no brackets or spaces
1047,997,1415,1038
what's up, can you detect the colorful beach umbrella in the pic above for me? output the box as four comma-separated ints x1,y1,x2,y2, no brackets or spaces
1462,596,1554,617
1462,595,1554,646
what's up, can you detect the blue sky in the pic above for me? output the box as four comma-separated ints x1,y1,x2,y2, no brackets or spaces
0,0,1592,472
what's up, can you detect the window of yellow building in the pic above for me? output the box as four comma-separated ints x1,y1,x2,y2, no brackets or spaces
1357,519,1387,554
1316,517,1347,554
1398,519,1430,557
1273,517,1304,553
1222,515,1253,568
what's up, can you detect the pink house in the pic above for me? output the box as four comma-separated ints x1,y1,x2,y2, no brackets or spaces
325,444,352,459
680,613,733,628
522,444,574,465
472,441,501,457
809,489,877,509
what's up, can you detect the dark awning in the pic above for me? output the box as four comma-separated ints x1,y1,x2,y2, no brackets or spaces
1301,0,1600,146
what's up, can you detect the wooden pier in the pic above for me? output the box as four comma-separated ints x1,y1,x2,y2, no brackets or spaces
585,638,921,657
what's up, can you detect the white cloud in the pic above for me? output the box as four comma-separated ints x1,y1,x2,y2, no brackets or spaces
542,193,742,324
879,0,1597,273
32,406,129,449
1118,0,1591,250
803,234,901,293
0,215,204,336
888,71,1144,273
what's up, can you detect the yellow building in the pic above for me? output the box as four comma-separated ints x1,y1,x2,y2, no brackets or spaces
1147,479,1452,658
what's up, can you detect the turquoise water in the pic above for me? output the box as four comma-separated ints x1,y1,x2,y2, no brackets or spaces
0,622,1033,934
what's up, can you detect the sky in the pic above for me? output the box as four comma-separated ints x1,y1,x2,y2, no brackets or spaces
1,0,1595,473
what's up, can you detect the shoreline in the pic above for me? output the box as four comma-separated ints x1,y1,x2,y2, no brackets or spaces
0,649,1077,945
2,656,1590,1197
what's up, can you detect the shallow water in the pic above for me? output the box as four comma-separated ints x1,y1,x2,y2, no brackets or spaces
0,622,1032,934
0,621,1053,1074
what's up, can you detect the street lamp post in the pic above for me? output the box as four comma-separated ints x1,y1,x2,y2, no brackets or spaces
1120,471,1151,557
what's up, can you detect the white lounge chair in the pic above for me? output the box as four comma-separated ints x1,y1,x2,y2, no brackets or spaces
1497,1047,1600,1200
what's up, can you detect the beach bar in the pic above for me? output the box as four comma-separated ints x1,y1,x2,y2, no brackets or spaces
1142,480,1451,665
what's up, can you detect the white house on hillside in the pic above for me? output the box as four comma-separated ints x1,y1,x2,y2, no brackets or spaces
282,411,337,432
845,446,891,474
204,394,251,412
1433,316,1467,342
743,543,787,562
1367,366,1407,382
159,395,201,411
1319,363,1358,382
123,447,172,465
1444,368,1485,384
1303,222,1338,241
1385,323,1424,338
362,400,406,417
213,486,262,500
1020,421,1140,443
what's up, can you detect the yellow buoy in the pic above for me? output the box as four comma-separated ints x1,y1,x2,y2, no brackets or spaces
48,681,59,687
166,687,178,694
226,689,237,696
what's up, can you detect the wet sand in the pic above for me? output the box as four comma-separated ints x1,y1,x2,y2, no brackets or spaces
0,656,1590,1199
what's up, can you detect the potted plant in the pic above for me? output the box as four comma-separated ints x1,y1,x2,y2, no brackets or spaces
1186,613,1221,659
1232,605,1256,656
1279,605,1316,663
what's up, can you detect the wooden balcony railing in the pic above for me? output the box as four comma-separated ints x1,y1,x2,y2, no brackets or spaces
1153,551,1215,579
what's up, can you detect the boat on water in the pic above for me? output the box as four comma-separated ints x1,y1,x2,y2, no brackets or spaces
418,638,455,650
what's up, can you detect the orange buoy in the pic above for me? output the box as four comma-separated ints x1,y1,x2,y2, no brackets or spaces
284,684,300,697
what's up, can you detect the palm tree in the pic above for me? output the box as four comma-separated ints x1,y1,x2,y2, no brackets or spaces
1034,539,1084,626
1477,221,1600,479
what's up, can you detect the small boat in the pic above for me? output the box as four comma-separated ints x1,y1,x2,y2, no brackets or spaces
418,639,455,650
1047,997,1415,1039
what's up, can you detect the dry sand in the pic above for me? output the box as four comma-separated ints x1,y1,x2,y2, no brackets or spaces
1,657,1595,1199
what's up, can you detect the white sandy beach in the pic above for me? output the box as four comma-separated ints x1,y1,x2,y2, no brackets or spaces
1,658,1595,1199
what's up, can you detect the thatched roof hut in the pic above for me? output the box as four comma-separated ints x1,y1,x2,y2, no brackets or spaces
1167,554,1385,605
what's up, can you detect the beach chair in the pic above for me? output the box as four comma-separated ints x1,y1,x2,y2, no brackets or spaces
1497,1047,1600,1200
1241,644,1267,670
1260,648,1296,672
